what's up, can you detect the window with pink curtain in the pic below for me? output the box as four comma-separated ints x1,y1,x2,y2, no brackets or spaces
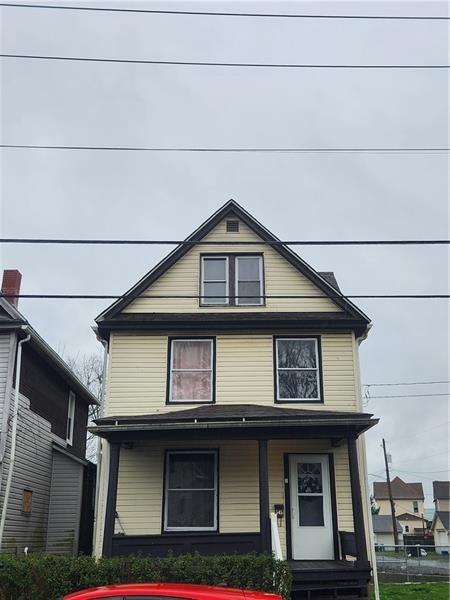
169,339,213,402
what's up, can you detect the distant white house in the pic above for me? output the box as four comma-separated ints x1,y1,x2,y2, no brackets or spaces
372,514,403,547
431,481,450,554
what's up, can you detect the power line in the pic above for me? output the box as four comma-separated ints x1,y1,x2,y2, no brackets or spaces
1,144,449,153
368,393,449,398
365,380,450,386
1,293,449,300
1,3,448,20
2,53,449,69
1,238,449,246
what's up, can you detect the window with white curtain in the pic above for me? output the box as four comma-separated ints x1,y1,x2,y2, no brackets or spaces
168,339,214,403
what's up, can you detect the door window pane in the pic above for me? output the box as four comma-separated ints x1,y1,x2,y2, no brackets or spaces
165,452,217,531
276,339,321,401
298,496,324,526
170,340,213,402
298,463,323,493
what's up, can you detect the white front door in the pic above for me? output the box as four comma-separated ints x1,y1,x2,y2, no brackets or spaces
289,454,334,560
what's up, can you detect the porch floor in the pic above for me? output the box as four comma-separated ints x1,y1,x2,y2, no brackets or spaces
288,560,370,599
289,560,356,571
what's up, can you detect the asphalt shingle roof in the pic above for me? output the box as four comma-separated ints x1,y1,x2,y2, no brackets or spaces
374,476,424,500
372,514,402,533
433,481,450,500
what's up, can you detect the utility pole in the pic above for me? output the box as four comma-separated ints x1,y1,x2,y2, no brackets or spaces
382,439,399,546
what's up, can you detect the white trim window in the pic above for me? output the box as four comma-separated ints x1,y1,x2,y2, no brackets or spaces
66,390,76,445
413,500,419,513
236,255,263,305
169,339,214,403
164,450,218,531
201,256,229,305
276,338,321,401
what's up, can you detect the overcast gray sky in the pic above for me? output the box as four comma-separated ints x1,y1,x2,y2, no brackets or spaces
1,0,449,508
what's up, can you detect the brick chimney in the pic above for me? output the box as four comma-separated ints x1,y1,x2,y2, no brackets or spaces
1,270,22,307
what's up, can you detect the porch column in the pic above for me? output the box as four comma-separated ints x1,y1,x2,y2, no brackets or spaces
258,439,271,553
102,441,120,557
347,438,369,567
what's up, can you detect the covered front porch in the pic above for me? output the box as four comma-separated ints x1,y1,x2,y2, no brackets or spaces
93,405,377,598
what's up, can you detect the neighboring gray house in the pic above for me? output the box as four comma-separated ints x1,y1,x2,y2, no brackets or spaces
0,270,97,556
372,514,403,547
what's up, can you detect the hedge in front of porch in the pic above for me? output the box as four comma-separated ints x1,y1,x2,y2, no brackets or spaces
0,552,292,600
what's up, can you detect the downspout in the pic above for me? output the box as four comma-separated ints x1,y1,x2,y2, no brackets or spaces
355,326,380,600
0,330,31,551
0,331,19,498
91,336,108,556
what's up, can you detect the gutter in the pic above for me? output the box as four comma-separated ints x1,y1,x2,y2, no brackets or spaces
0,329,31,551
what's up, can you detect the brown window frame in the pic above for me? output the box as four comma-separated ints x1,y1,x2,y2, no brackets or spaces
199,253,265,307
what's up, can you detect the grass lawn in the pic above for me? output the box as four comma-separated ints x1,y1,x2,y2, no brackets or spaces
375,583,450,599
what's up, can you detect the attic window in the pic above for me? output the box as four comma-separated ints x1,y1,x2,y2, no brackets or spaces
226,220,239,233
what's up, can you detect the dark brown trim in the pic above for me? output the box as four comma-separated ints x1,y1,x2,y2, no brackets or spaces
347,438,369,567
111,532,262,557
283,453,292,560
273,335,324,404
165,336,216,405
102,441,120,557
328,452,340,560
162,448,219,534
284,452,339,561
199,252,265,308
96,201,371,324
258,439,270,552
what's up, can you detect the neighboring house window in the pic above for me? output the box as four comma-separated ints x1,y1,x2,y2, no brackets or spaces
413,500,419,513
22,489,33,514
164,450,218,531
200,254,263,306
275,337,322,402
168,339,214,403
66,390,76,445
404,525,409,533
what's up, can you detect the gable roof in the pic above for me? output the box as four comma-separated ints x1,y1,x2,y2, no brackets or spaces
396,512,424,521
372,514,402,533
432,511,450,530
433,481,450,500
0,297,98,406
96,200,370,324
374,476,424,500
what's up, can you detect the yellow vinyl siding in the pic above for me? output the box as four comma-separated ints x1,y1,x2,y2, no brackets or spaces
105,332,358,416
112,440,353,559
115,440,260,536
377,498,425,517
123,219,341,314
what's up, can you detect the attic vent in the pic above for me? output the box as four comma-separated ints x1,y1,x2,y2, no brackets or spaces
226,220,239,233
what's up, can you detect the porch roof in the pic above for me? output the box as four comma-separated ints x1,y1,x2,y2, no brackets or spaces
91,403,378,441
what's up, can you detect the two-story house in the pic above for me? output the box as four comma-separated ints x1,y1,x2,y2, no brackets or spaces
91,201,378,599
373,476,425,537
0,270,97,555
431,481,450,553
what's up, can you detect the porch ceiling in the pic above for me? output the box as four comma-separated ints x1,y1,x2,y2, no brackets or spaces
90,403,378,441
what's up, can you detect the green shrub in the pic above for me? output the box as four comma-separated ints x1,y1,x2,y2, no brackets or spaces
0,552,292,600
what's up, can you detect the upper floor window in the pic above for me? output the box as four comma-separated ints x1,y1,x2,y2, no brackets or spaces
413,500,419,513
168,338,214,403
200,254,263,306
275,337,322,403
66,390,75,445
